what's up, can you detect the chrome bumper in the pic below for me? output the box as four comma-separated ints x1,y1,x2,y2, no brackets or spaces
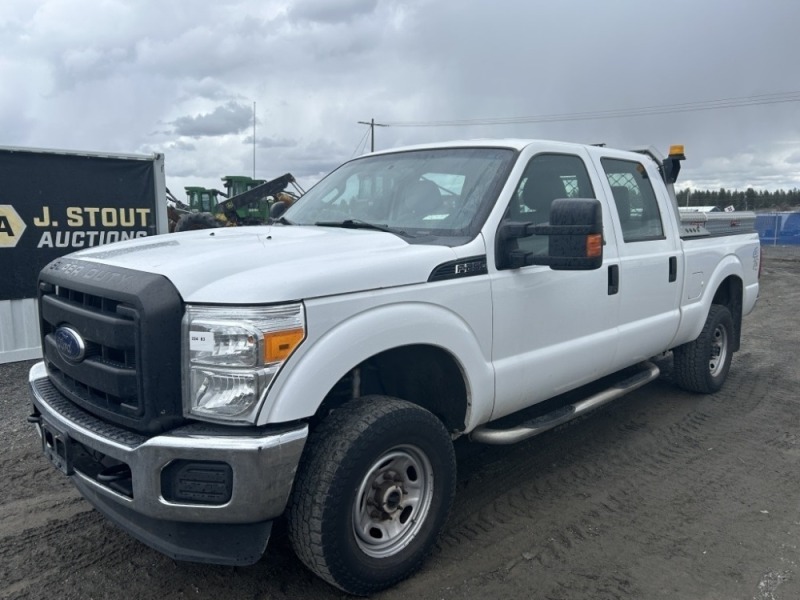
28,361,307,525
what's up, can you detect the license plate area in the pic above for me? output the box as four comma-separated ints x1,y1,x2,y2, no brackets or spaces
40,419,73,475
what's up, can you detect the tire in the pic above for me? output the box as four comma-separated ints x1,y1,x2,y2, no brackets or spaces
286,396,456,595
174,212,220,232
673,304,734,393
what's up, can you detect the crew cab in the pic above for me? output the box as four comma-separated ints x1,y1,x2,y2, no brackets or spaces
28,139,760,595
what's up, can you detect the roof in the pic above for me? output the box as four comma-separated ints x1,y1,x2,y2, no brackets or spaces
0,144,159,161
366,139,662,166
369,138,590,155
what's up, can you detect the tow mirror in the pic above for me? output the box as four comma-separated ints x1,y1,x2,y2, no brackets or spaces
498,198,603,270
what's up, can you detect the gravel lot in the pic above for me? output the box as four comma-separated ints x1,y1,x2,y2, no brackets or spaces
1,246,799,600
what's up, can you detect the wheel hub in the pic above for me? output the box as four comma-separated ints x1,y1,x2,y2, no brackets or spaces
709,324,728,376
375,480,404,514
353,445,434,558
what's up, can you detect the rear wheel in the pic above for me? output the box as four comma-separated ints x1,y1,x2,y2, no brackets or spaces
286,396,456,595
673,304,734,393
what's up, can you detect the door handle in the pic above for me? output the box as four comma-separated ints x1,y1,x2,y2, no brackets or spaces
608,264,619,295
669,256,677,282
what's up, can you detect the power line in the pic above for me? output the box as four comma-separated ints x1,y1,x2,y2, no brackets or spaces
357,118,389,151
360,128,373,155
356,128,371,156
350,127,371,158
381,90,800,128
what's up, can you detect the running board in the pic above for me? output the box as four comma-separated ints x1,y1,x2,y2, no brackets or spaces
470,361,660,445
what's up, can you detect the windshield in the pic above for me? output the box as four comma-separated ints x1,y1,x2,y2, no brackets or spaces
284,148,516,243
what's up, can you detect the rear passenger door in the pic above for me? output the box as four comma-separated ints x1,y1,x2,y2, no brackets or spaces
597,155,682,367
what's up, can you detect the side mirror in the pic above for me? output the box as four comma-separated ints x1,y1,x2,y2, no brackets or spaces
498,198,603,270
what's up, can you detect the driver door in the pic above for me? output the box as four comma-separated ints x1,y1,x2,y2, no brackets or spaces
489,148,621,420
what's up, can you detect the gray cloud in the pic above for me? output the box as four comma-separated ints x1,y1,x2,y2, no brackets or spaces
171,102,253,137
269,138,349,178
287,0,379,24
2,0,800,196
242,135,298,149
54,46,136,91
170,140,197,151
179,78,235,102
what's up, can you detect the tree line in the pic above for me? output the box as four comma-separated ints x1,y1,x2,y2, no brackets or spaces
675,188,800,212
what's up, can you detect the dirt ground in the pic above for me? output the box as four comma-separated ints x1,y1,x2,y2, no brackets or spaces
2,246,799,600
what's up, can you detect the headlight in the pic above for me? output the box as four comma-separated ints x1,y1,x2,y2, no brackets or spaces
182,304,305,423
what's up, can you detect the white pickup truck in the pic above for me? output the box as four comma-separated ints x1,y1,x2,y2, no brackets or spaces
28,139,760,595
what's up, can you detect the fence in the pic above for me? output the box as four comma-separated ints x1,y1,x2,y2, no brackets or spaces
755,212,800,246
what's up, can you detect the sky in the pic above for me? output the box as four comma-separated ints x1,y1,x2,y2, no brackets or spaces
2,0,800,200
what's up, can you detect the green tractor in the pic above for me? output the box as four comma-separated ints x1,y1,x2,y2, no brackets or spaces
184,186,226,212
176,173,303,231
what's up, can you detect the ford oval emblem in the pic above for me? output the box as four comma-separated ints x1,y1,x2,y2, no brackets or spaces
54,326,86,363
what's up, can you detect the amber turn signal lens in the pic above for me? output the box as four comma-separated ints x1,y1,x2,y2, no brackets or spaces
264,328,305,363
586,234,603,258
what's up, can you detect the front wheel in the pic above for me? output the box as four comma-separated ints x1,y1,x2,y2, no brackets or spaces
673,304,734,393
286,396,456,595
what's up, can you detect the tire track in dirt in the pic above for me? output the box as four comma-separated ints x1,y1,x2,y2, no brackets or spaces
420,348,792,598
0,511,133,597
2,247,799,600
0,490,87,540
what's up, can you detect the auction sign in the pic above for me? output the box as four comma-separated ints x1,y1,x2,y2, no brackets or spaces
0,147,166,301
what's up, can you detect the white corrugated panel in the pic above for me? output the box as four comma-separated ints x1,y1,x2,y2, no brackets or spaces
0,298,42,364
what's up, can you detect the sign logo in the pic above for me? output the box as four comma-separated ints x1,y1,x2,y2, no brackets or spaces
54,326,87,363
0,205,27,248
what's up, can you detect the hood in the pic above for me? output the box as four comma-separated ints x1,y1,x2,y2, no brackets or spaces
72,226,459,303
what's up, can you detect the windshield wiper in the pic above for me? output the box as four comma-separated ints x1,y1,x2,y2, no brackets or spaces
314,219,414,238
269,215,294,225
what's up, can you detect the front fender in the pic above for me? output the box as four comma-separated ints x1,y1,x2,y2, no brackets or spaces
257,302,494,431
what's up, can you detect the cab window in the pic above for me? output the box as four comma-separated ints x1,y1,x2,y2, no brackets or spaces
601,158,665,242
508,153,595,255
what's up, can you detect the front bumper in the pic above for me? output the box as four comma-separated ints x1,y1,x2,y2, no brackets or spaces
28,361,308,564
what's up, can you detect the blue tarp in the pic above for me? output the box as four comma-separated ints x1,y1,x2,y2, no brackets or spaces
755,212,800,245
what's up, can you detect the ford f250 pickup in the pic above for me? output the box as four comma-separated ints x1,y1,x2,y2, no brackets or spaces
28,139,760,595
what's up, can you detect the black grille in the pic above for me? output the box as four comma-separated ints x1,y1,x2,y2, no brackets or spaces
42,290,141,417
55,285,122,315
38,258,185,434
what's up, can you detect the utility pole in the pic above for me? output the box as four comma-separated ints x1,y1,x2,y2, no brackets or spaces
357,118,389,152
252,101,256,178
